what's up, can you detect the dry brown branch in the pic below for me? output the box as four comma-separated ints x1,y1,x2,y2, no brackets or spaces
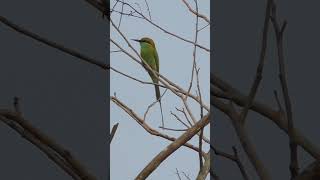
135,113,210,180
0,115,82,180
181,0,210,24
111,96,205,155
176,107,193,126
270,2,298,178
211,74,320,161
196,152,210,180
0,110,96,180
239,0,272,125
0,16,107,70
158,127,188,132
211,145,249,180
212,97,271,180
171,110,190,128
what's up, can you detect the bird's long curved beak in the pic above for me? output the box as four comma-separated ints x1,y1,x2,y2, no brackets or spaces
131,39,140,42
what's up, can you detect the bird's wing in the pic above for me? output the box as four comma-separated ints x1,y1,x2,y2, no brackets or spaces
154,48,159,73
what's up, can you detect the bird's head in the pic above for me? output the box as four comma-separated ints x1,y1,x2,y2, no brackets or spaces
132,37,156,48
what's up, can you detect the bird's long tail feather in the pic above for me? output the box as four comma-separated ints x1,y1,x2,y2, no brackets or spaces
155,85,164,127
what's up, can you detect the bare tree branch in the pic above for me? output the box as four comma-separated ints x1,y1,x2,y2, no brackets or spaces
270,2,298,178
116,1,210,52
212,97,271,180
0,110,96,180
135,113,210,180
211,74,320,161
180,0,210,24
239,0,272,125
111,96,205,155
196,152,210,180
0,16,107,70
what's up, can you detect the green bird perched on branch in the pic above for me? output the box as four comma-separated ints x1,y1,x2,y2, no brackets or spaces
132,37,164,127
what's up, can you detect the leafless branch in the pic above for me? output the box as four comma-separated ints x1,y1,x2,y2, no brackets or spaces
211,74,320,161
159,127,188,132
212,97,271,180
239,0,272,125
144,0,152,20
144,89,168,123
0,110,96,180
116,0,210,52
135,113,210,180
180,0,210,24
111,96,205,155
118,0,125,28
196,152,210,180
175,168,182,180
270,2,298,178
211,145,249,180
0,16,107,70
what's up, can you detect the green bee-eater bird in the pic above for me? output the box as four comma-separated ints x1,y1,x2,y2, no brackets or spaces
132,37,164,126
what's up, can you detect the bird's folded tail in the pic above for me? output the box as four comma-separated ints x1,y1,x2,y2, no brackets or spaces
154,85,164,127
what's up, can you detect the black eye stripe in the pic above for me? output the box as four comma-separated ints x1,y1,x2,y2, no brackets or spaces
141,40,151,44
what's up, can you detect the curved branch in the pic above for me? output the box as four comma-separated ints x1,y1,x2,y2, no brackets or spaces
135,113,210,180
181,0,210,24
0,110,96,180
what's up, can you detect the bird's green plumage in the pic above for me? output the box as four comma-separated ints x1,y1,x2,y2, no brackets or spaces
139,37,160,100
134,37,164,126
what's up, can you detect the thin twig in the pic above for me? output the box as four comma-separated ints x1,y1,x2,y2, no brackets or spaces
176,107,193,126
0,16,107,70
144,0,152,20
110,66,166,89
118,0,125,28
270,2,298,178
175,168,182,180
180,0,210,24
171,111,190,128
211,74,320,161
143,89,168,122
135,113,210,180
240,0,272,125
111,96,205,154
159,127,188,132
182,172,192,180
0,110,96,180
212,98,271,180
116,1,210,52
211,145,249,180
